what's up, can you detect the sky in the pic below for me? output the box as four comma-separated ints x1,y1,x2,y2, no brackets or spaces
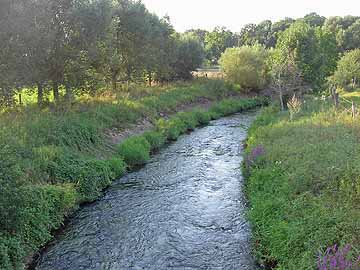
141,0,360,32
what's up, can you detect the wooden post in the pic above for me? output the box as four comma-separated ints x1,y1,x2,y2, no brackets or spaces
18,93,22,106
331,86,339,109
352,101,356,119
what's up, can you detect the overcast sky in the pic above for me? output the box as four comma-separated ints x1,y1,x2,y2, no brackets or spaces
141,0,360,32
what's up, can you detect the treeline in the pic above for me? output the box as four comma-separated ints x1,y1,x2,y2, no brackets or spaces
208,14,360,106
0,0,204,107
188,13,360,65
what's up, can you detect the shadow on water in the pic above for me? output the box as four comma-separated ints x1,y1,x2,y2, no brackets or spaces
34,112,258,270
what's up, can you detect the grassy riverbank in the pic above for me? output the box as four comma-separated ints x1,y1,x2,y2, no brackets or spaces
0,79,265,269
245,99,360,269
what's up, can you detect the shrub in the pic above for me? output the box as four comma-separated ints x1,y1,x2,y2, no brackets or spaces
117,136,151,167
106,157,127,179
193,109,211,125
73,159,114,201
332,49,360,90
156,117,187,141
0,184,77,270
175,112,199,130
143,131,166,151
219,45,270,91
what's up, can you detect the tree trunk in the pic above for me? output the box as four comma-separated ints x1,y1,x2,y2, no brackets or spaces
65,84,73,101
279,88,285,111
53,81,59,102
112,74,117,92
37,82,43,106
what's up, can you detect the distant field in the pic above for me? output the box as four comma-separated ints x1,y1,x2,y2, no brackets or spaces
193,67,225,79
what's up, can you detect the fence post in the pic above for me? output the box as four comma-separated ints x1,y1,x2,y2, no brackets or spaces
352,101,356,119
331,86,339,109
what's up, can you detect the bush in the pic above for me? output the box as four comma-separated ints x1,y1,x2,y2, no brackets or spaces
0,184,77,270
156,117,187,141
143,131,166,151
117,136,151,167
193,109,212,125
332,49,360,90
175,112,199,131
219,45,270,90
106,157,127,179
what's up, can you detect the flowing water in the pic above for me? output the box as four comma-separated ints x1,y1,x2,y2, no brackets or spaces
35,112,257,270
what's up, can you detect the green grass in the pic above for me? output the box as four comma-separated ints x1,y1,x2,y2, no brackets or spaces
0,78,266,269
245,101,360,269
143,131,166,152
118,136,151,167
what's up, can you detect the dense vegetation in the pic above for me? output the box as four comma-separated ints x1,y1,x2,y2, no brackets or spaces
219,45,269,90
1,0,360,268
2,6,360,108
0,0,205,107
0,78,266,269
245,100,360,269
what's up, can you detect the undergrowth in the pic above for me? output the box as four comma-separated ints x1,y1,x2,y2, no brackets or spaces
0,79,266,269
245,101,360,269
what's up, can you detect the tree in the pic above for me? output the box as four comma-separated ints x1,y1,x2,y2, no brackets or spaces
185,29,208,45
344,19,360,51
276,22,318,87
171,33,205,80
204,27,236,64
323,16,360,52
267,17,295,48
0,0,24,106
239,23,258,46
332,49,360,89
270,49,304,110
219,45,269,91
239,21,273,48
303,12,325,27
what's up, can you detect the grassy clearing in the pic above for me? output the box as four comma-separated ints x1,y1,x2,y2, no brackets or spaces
245,99,360,269
0,79,266,269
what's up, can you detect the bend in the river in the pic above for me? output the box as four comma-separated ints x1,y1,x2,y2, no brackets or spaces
36,112,257,270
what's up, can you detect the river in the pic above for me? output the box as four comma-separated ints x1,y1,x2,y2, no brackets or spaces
35,112,257,270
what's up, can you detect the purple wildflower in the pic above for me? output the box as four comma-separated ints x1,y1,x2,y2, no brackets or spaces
246,145,265,167
318,244,360,270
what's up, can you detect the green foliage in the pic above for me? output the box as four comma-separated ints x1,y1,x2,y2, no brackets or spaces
246,100,360,269
143,131,166,151
156,117,187,141
274,21,338,89
204,27,237,63
118,136,151,167
170,33,205,80
175,112,199,131
219,45,270,90
192,109,212,125
332,49,360,89
0,80,247,269
210,98,264,117
106,157,127,178
0,184,78,269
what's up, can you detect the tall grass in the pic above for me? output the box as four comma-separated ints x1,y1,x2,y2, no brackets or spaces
0,79,265,269
245,100,360,269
